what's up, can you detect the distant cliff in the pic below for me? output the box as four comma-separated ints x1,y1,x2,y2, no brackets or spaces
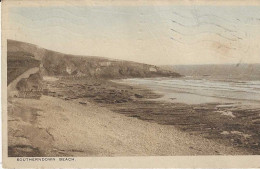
162,64,260,81
7,39,181,83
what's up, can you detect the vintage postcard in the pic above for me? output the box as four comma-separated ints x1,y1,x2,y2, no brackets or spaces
2,0,260,168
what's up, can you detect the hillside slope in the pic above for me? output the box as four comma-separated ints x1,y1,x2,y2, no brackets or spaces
7,50,40,85
7,39,181,82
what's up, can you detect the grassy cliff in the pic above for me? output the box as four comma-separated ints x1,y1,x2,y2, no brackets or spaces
7,39,181,83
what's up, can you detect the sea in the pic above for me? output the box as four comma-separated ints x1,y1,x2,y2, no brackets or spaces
119,64,260,107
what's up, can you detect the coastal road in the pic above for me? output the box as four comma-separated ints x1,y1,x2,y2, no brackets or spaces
7,67,39,97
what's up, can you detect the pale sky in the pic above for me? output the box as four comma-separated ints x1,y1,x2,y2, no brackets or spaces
8,5,260,65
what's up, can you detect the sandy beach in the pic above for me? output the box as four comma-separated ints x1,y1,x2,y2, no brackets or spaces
40,77,260,153
8,95,247,157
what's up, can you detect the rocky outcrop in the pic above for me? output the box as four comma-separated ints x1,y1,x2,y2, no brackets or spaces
16,72,43,99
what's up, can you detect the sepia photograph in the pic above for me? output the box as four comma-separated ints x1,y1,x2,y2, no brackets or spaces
2,0,260,167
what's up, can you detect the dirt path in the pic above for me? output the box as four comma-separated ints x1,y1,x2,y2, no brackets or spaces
8,67,39,97
8,96,248,156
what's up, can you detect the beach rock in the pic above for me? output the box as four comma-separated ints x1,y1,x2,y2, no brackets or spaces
134,94,143,98
79,101,87,105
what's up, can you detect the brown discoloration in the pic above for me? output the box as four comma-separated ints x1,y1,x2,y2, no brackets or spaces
210,41,236,56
